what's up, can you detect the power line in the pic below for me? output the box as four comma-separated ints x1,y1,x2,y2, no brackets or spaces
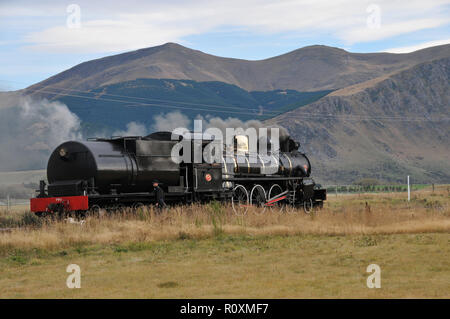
27,83,449,121
27,88,273,117
29,84,273,113
26,87,450,122
3,79,285,115
2,79,450,122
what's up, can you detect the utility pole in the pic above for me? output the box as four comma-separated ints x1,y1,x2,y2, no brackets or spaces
7,194,10,212
407,175,410,201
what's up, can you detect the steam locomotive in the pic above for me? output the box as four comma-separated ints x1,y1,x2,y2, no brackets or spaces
30,131,326,216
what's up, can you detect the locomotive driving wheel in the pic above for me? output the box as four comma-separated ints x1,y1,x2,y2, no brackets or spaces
231,184,249,216
303,199,314,214
267,184,285,212
250,184,267,214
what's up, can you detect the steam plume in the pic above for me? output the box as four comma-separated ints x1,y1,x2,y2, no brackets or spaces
0,93,82,171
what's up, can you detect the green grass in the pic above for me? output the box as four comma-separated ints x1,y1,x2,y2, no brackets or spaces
326,184,431,193
0,233,448,298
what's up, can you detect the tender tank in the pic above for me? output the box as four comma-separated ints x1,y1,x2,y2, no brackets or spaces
47,138,180,194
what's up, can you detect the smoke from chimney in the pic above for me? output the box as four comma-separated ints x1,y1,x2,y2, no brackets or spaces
0,93,82,171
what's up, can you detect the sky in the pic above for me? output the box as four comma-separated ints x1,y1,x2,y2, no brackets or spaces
0,0,449,91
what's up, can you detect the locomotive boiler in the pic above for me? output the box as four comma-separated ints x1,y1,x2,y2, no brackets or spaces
31,131,326,216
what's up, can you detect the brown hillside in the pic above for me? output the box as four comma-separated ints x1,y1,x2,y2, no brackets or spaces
270,57,450,184
27,43,450,93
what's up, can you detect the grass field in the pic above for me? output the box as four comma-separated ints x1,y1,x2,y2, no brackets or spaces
0,186,448,298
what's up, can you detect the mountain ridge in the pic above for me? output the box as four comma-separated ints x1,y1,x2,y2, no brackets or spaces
27,42,450,94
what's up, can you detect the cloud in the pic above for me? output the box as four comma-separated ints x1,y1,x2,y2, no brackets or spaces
339,18,449,44
9,0,449,53
24,19,195,53
383,38,450,53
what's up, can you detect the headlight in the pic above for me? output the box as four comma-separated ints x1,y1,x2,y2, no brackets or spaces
59,148,68,158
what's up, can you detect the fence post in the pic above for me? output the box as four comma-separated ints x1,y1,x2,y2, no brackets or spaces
407,176,410,201
7,194,10,212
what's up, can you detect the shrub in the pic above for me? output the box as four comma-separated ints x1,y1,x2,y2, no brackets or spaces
354,178,380,187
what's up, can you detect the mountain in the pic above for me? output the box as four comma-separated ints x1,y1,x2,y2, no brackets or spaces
12,42,450,183
27,42,450,93
54,79,332,133
270,57,450,184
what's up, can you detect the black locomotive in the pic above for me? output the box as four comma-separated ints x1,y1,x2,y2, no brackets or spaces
31,131,326,216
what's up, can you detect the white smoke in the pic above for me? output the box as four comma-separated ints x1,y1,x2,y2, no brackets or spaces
199,115,289,137
112,121,147,137
114,112,289,139
0,96,289,172
152,112,191,132
111,112,191,138
0,93,82,171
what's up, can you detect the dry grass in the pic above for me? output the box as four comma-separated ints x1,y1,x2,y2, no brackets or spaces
0,187,448,254
0,187,448,298
0,204,30,211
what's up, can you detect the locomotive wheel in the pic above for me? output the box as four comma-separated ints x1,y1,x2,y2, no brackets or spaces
267,184,284,212
250,184,267,214
303,199,314,214
231,184,249,216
